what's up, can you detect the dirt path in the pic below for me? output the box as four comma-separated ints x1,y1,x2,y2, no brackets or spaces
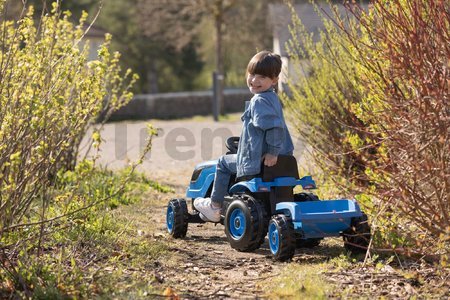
126,181,448,299
149,186,334,299
156,220,279,298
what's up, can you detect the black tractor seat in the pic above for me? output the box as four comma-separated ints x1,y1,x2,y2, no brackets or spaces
236,155,299,182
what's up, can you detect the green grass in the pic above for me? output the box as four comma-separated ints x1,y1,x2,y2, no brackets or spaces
260,263,333,299
89,186,172,298
259,238,346,299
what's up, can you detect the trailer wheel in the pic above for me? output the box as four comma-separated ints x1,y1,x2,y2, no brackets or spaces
343,213,371,253
224,194,268,251
268,215,296,261
294,192,320,202
166,199,189,238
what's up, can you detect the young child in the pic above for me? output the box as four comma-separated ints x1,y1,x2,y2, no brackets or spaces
194,50,294,222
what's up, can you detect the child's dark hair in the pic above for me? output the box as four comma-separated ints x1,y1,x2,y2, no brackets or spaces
246,51,282,79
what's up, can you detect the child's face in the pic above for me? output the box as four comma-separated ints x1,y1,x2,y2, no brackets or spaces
247,73,278,94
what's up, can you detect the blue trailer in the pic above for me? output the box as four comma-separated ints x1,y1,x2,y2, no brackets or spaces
166,137,371,261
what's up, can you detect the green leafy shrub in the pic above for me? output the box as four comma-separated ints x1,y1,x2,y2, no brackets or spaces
0,2,137,233
283,2,379,191
0,1,164,295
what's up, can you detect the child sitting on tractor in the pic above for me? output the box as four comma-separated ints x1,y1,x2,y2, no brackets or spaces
194,50,294,222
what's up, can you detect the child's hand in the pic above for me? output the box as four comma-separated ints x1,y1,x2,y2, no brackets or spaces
262,153,278,167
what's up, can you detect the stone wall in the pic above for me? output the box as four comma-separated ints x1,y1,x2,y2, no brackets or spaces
110,88,252,121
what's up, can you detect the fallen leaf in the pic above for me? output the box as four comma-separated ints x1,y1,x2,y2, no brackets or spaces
163,287,179,300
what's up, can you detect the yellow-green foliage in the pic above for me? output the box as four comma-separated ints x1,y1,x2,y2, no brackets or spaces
284,2,378,217
0,2,137,232
0,2,152,294
283,2,381,191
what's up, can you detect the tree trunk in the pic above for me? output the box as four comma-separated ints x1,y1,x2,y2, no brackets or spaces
215,1,225,115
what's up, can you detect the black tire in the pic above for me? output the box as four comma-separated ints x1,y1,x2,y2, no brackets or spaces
268,215,296,261
343,213,371,253
166,199,189,238
296,238,322,248
294,192,320,202
224,194,268,252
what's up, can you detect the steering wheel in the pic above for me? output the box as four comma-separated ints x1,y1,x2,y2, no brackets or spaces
226,136,240,154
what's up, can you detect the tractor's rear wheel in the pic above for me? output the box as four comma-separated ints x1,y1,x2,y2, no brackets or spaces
166,199,189,238
224,194,268,252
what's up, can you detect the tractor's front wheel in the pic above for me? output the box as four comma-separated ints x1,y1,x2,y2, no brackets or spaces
166,199,189,238
343,213,371,253
224,194,268,252
268,215,296,261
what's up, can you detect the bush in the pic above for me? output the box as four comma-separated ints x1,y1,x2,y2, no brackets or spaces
0,2,137,233
348,0,449,262
1,163,168,297
285,0,449,261
0,1,158,294
284,2,379,195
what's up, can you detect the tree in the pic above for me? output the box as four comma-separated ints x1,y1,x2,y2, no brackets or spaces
11,0,279,94
206,0,236,115
137,0,277,100
98,0,204,93
137,0,235,78
10,0,204,94
137,0,236,109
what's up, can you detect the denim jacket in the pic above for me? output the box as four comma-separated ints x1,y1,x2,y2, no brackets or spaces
236,89,294,177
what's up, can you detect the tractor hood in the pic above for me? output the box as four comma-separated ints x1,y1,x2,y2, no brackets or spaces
186,160,217,198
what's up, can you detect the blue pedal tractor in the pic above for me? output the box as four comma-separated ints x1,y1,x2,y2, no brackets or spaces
166,137,371,261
